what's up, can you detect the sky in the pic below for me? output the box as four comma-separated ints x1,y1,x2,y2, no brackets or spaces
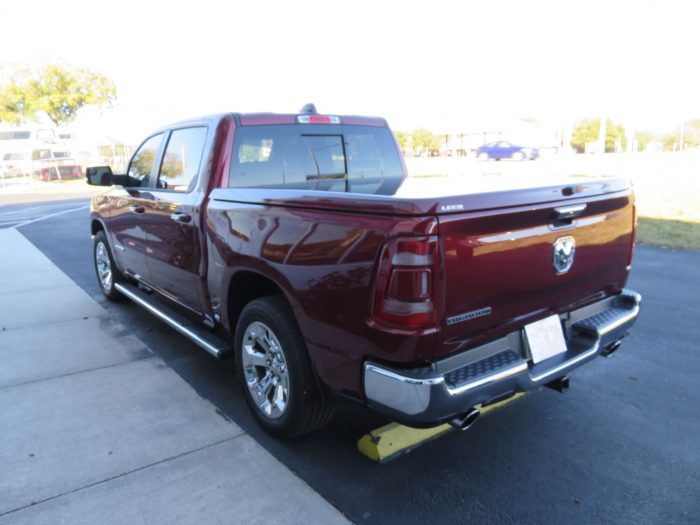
1,0,699,143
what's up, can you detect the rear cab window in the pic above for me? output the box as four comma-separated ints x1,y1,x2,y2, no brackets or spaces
229,124,404,195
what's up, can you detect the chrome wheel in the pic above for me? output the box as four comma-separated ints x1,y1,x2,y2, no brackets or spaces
95,241,113,293
241,321,289,419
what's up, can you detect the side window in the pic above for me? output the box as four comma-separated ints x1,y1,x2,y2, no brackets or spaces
157,127,207,192
127,134,163,187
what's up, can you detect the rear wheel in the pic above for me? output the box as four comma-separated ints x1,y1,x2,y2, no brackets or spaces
93,230,124,301
235,296,333,438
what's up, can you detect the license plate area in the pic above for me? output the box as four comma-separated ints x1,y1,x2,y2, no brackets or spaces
524,314,567,364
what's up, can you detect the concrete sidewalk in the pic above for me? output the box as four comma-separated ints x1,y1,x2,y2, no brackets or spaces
0,228,347,524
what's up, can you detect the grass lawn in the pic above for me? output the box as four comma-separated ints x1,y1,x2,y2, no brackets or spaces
637,217,700,251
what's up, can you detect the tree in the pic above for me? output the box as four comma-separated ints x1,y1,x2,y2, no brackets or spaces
0,64,116,126
662,119,700,151
684,119,700,149
571,118,627,153
0,79,33,124
411,128,441,155
394,131,409,152
662,130,699,151
634,130,658,152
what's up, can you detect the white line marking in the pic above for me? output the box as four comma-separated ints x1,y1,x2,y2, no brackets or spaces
0,203,84,220
14,205,89,229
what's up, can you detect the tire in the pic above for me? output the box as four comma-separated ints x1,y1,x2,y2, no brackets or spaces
93,230,124,301
478,152,490,161
235,296,333,438
512,151,525,161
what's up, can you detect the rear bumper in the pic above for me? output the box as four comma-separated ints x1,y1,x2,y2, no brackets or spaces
363,289,641,426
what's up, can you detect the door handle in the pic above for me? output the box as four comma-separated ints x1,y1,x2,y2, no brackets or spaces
130,205,145,214
170,211,192,224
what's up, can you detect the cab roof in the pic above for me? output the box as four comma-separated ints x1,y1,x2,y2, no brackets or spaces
153,109,388,136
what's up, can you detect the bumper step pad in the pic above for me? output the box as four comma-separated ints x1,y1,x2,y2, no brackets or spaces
573,307,637,336
444,349,524,389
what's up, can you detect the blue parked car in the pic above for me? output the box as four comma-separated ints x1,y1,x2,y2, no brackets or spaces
476,141,539,161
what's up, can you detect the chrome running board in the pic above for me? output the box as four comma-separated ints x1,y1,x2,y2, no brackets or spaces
114,282,231,358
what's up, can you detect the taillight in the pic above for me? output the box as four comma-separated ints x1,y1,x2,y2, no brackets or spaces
372,235,440,330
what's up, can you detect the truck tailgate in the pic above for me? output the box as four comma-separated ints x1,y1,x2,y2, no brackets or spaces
435,187,635,359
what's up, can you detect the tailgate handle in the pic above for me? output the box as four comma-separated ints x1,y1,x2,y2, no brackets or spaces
554,204,586,220
551,204,586,228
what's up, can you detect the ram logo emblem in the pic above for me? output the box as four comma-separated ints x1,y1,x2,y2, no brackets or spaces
553,236,575,274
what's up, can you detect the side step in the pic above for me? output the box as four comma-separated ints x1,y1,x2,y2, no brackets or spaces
114,282,232,358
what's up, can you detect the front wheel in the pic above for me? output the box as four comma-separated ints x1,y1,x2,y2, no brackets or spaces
93,230,124,301
477,152,490,161
512,151,525,161
235,296,333,438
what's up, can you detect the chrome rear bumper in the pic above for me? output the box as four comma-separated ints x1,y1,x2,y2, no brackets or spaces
363,289,641,426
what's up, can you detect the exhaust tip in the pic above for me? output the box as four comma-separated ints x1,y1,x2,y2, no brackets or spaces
449,407,480,431
603,340,622,356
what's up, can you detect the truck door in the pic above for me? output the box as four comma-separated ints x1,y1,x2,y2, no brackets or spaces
141,126,208,312
108,133,165,282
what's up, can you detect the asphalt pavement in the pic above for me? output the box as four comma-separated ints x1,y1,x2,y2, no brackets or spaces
0,199,88,229
4,199,700,524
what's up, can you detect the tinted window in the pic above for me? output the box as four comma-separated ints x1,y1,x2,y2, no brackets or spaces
0,131,31,140
229,124,404,195
3,152,26,160
157,127,207,192
127,134,163,187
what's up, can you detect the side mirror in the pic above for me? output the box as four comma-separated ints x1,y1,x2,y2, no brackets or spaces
86,166,114,186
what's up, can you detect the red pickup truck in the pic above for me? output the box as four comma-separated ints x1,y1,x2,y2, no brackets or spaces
87,106,640,437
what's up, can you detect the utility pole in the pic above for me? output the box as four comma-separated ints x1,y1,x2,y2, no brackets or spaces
679,121,685,151
597,116,607,155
